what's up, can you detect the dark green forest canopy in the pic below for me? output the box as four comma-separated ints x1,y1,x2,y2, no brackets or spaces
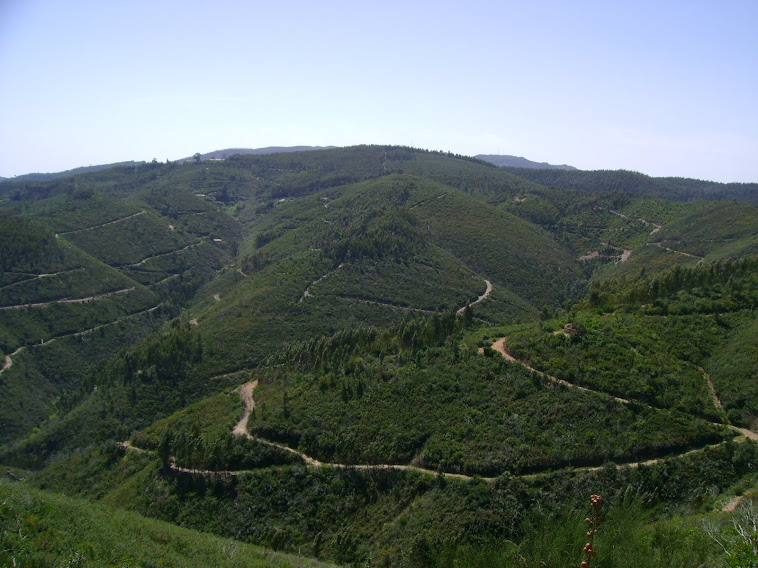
500,166,758,204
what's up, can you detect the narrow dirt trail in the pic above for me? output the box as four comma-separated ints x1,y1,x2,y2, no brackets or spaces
648,242,703,260
122,372,745,484
701,367,725,412
0,287,135,310
487,338,632,404
124,241,203,268
149,274,179,287
0,268,85,291
409,192,450,210
232,381,257,437
0,304,162,360
722,495,744,512
298,263,344,303
57,210,146,236
0,346,25,376
37,303,163,347
456,280,492,315
489,337,758,443
346,297,435,314
117,441,148,454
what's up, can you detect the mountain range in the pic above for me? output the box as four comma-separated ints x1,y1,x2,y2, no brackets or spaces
1,144,757,567
475,154,577,170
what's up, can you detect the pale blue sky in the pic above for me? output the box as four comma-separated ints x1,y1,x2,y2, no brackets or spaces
1,0,756,182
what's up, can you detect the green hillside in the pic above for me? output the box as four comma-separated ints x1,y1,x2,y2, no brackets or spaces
0,481,335,568
499,166,758,203
1,145,758,566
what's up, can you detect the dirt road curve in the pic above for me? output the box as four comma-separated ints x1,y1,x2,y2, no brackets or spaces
456,280,492,315
489,337,631,404
231,380,476,477
489,337,758,443
0,347,25,376
118,339,758,487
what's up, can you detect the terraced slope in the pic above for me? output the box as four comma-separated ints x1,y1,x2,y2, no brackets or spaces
0,189,236,443
194,174,571,368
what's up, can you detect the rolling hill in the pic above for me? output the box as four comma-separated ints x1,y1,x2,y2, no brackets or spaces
1,145,757,566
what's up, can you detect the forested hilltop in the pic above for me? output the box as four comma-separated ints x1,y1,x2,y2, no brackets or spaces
1,145,757,566
501,165,758,204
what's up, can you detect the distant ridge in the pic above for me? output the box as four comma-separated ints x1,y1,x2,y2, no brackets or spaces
1,147,336,183
499,166,758,203
3,161,144,183
181,146,337,162
476,154,577,170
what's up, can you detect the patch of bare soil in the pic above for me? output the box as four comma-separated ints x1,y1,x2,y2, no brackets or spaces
232,381,258,437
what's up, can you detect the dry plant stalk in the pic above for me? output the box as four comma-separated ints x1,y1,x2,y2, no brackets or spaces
581,494,602,567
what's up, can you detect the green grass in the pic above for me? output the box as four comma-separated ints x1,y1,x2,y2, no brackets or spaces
27,437,758,567
0,481,336,567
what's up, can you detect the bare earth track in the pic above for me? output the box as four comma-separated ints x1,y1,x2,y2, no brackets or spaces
56,210,146,237
456,280,492,315
122,335,757,484
0,287,135,310
0,304,162,375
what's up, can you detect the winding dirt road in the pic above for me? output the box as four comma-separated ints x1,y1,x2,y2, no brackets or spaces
456,280,492,315
298,263,344,303
597,206,663,235
0,287,135,310
119,335,757,485
489,337,758,443
230,380,470,475
0,346,25,376
648,242,704,260
487,338,632,404
126,241,203,268
0,268,86,291
122,377,735,483
56,210,146,237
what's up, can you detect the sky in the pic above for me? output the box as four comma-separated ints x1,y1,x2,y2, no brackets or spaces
1,0,757,182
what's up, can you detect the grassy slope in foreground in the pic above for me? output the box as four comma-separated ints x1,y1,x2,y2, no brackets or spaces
0,481,334,568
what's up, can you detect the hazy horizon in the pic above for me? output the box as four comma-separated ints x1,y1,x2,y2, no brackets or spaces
1,0,756,183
